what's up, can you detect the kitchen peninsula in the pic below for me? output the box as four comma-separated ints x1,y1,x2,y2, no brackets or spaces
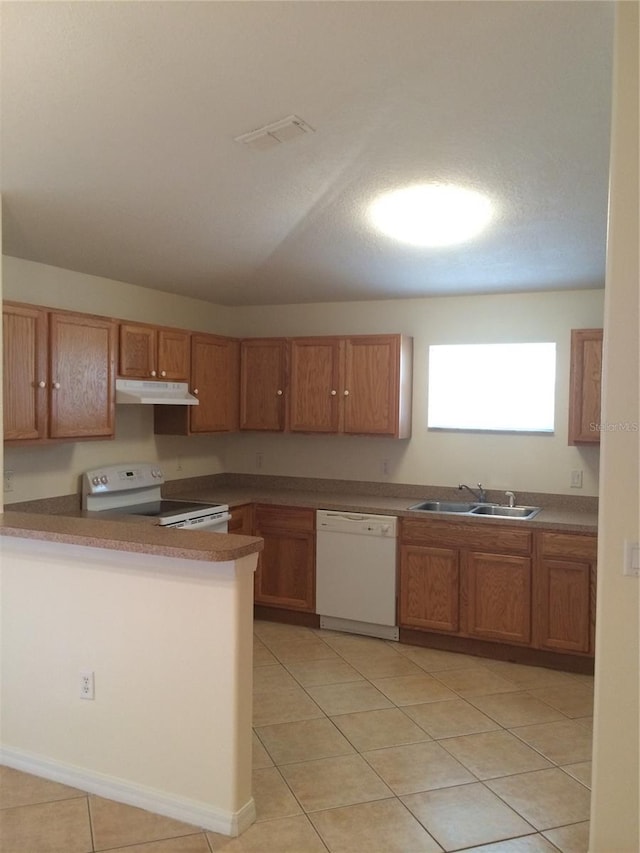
0,512,263,836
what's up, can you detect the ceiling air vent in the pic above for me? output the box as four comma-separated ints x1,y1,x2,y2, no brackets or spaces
234,115,315,150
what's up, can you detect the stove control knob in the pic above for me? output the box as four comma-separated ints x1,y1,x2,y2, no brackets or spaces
92,476,100,486
100,475,108,485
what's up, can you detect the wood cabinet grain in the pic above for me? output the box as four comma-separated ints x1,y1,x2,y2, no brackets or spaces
49,312,117,439
466,551,532,644
253,506,315,611
399,544,460,632
3,303,116,443
399,517,597,660
239,339,288,431
119,323,190,381
154,334,239,435
568,328,603,444
229,504,253,535
289,334,412,437
3,303,48,441
535,531,597,654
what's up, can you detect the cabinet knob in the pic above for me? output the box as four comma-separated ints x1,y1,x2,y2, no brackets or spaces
38,380,46,388
193,388,199,395
330,390,337,396
343,389,350,396
160,370,166,377
276,389,283,396
150,370,157,377
53,381,61,390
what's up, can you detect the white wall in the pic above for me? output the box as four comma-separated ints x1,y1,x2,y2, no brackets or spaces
0,537,256,834
226,289,604,495
589,4,639,850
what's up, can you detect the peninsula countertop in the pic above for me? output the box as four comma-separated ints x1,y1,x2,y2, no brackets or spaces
0,510,263,563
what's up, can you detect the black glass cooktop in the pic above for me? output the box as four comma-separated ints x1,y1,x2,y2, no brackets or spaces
116,500,223,518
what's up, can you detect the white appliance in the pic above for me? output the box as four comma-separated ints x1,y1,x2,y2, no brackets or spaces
115,379,199,406
82,462,230,531
315,509,399,641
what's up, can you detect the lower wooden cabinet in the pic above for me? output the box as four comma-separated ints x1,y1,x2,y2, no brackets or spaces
399,518,597,660
399,544,460,632
466,552,531,644
535,531,597,654
253,506,315,612
228,504,253,535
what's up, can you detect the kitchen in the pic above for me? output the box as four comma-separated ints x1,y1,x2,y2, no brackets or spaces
0,2,638,852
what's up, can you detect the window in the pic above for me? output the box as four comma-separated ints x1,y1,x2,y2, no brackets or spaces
427,343,556,432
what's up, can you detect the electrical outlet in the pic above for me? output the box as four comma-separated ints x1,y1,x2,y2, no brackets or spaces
570,470,583,489
256,452,263,470
79,671,95,700
176,456,183,472
382,459,391,477
3,470,14,492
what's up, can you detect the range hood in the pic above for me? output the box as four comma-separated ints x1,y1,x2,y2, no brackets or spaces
115,379,199,406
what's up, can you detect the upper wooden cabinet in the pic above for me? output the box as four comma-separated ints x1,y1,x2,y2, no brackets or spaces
343,335,412,437
288,334,413,437
154,333,239,435
239,338,288,431
568,328,603,444
3,303,48,441
3,303,116,442
119,323,190,381
289,337,341,433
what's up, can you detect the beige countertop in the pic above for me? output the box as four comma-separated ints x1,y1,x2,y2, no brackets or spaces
0,478,598,558
0,510,263,562
170,486,599,533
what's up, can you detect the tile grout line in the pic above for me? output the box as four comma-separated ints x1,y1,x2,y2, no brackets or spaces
253,623,592,850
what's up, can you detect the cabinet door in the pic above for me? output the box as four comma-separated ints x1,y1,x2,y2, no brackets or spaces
466,552,531,644
537,559,591,653
157,329,190,380
399,544,460,632
190,335,239,433
119,324,157,378
343,335,404,436
240,339,287,430
568,328,603,444
254,529,315,611
254,507,315,611
49,312,116,439
3,304,48,441
289,337,341,432
229,504,253,535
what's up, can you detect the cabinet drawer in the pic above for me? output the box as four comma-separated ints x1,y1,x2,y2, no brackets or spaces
254,505,315,532
401,519,532,556
539,532,597,562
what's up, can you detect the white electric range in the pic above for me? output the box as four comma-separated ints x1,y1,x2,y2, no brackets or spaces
82,462,230,532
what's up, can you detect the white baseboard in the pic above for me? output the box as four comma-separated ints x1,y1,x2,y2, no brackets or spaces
0,746,256,837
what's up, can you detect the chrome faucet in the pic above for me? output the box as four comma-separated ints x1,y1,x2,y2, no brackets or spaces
458,483,487,503
505,491,516,508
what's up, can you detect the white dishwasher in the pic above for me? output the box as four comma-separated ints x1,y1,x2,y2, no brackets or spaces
315,510,399,641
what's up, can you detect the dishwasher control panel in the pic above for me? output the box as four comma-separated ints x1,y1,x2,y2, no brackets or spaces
316,510,398,537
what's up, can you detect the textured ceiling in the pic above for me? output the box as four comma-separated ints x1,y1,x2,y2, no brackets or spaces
1,1,614,306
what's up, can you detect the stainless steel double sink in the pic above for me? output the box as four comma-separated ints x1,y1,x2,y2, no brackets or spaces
408,500,541,519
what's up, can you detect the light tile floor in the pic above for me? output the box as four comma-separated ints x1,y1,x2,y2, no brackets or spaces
0,621,593,852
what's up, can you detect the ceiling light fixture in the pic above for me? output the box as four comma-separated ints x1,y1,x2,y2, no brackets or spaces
368,183,494,247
